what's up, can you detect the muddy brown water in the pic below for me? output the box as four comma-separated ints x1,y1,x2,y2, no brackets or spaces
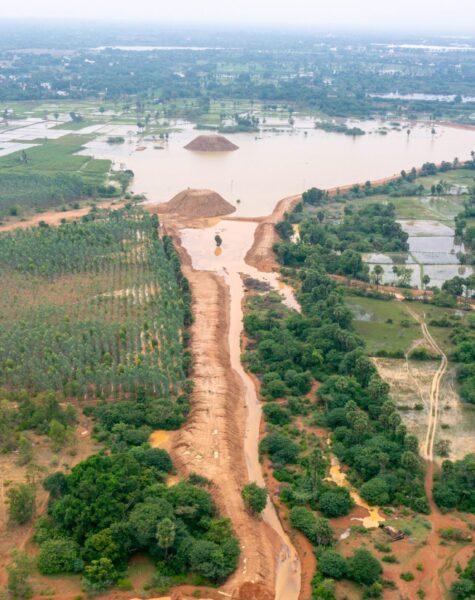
181,221,301,599
80,122,475,598
80,119,475,217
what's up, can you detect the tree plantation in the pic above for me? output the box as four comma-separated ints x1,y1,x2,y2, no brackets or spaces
0,206,190,409
0,204,244,592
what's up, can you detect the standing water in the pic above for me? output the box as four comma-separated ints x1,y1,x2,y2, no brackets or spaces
181,221,301,599
80,119,475,597
78,119,475,217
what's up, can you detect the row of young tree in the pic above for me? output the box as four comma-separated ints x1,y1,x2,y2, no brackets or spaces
0,208,190,412
1,206,244,593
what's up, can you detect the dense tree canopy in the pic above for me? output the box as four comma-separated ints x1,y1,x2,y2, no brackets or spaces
39,448,239,586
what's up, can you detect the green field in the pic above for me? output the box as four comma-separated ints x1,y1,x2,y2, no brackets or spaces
340,193,466,223
0,134,107,180
0,135,112,216
346,294,421,355
415,168,475,189
346,293,468,356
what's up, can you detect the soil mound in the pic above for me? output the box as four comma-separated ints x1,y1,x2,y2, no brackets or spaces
160,188,236,218
184,134,239,152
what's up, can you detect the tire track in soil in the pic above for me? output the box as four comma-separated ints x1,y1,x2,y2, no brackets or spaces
406,307,448,462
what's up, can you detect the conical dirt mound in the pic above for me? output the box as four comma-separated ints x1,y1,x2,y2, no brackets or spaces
184,134,239,152
160,188,236,218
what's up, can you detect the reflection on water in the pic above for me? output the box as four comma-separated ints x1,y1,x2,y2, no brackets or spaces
365,219,472,287
79,120,475,217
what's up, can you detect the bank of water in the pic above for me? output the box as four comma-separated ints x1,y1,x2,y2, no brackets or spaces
181,220,301,600
78,119,475,217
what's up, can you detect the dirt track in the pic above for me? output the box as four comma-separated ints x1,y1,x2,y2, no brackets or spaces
406,308,448,461
166,226,279,597
0,200,123,233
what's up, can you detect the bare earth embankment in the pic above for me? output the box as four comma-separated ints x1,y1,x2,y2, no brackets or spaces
164,224,277,599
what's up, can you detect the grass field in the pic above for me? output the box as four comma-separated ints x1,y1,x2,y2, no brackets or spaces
0,134,108,181
0,134,112,215
346,294,422,355
347,292,469,356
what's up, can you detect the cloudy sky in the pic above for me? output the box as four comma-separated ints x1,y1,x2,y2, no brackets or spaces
1,0,475,33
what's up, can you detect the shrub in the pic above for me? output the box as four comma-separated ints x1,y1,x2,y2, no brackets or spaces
400,571,415,581
347,549,382,585
37,539,83,575
317,550,347,579
382,555,398,563
241,483,268,515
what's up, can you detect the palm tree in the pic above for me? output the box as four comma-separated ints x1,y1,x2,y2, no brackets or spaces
156,518,176,558
422,274,431,299
373,265,384,286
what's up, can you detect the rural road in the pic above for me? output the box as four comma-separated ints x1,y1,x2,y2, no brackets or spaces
407,308,448,461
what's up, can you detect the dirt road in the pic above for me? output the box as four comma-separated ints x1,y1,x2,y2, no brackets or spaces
167,229,280,598
245,195,301,271
0,200,124,233
407,308,448,461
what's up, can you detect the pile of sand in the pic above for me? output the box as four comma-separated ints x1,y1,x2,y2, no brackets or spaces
184,134,239,152
159,188,236,218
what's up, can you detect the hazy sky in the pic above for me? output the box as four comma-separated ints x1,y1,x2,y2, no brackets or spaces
2,0,475,33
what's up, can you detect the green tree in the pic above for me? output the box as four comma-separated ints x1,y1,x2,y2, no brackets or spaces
189,538,240,581
318,549,347,579
17,436,33,466
37,539,83,575
156,517,176,557
360,478,390,505
48,419,68,452
340,249,365,279
318,488,353,518
83,557,118,593
347,548,382,585
7,483,36,525
289,507,333,546
373,264,384,285
7,550,33,600
241,483,268,515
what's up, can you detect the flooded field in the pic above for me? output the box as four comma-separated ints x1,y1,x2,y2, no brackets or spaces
375,359,475,462
75,119,475,217
365,219,473,288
